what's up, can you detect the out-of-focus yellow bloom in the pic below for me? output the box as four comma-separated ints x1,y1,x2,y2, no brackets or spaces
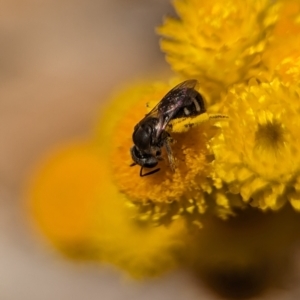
95,79,224,224
157,0,277,101
25,141,103,258
272,0,300,38
26,140,187,277
212,78,300,210
260,0,300,84
93,184,187,278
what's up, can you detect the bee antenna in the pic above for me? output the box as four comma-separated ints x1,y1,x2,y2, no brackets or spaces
140,167,160,177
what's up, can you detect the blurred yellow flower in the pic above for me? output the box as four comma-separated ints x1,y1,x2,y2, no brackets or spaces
272,0,300,38
260,0,300,84
212,78,300,210
157,0,277,101
25,141,103,258
25,140,187,278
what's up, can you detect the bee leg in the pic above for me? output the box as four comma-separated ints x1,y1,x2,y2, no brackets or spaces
164,137,175,172
140,166,160,177
208,113,229,120
130,162,137,167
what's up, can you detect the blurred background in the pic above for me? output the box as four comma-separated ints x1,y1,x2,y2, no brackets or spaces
1,0,300,299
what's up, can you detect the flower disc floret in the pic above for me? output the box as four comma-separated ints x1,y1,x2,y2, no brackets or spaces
96,79,218,223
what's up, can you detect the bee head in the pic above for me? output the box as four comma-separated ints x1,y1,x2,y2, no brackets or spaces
130,146,158,168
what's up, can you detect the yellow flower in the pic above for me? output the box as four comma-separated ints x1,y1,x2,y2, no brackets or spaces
25,140,186,278
212,78,300,210
25,141,104,258
260,0,300,85
95,78,223,224
157,0,277,100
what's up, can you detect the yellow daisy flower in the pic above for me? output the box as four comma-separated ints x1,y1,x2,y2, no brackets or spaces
95,78,227,224
212,78,300,210
25,140,188,278
157,0,277,100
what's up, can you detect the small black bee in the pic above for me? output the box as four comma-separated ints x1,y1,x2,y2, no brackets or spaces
130,79,206,177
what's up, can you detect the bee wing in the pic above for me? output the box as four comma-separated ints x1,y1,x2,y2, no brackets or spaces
146,80,198,117
159,80,199,113
146,79,199,136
